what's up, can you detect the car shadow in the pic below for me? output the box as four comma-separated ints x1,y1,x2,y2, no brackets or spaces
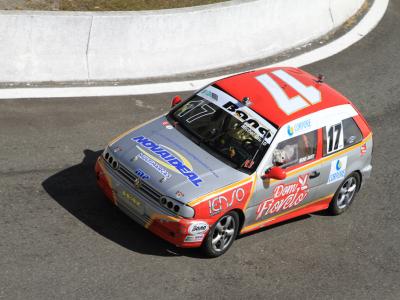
237,215,311,240
42,149,326,258
41,149,203,258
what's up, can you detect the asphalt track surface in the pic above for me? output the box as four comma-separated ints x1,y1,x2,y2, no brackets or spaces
1,1,400,299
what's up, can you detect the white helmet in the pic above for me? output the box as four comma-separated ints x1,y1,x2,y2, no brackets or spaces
273,149,286,165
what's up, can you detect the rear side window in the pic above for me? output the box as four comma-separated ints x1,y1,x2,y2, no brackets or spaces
323,117,362,156
273,130,317,169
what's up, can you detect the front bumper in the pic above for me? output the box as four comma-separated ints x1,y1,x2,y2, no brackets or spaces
95,157,207,248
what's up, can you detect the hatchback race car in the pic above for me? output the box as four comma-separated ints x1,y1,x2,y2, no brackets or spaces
95,67,373,257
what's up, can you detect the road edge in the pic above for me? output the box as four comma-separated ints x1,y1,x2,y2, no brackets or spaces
0,0,388,99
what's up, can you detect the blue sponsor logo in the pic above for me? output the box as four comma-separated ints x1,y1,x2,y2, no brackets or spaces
135,169,150,180
328,157,347,184
132,136,202,187
136,152,171,179
287,125,294,136
288,119,311,136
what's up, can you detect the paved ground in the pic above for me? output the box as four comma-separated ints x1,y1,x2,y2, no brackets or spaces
1,0,399,299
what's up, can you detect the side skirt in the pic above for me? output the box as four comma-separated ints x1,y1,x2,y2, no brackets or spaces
240,194,334,235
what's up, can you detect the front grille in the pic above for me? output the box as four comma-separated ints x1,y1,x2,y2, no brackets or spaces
116,163,162,203
117,198,152,227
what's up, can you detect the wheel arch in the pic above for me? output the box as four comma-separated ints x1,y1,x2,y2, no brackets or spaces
354,170,362,192
230,208,245,233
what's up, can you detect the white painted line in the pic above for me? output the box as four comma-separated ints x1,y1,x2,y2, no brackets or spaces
0,0,389,100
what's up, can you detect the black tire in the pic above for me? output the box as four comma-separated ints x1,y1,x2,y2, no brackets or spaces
328,172,361,215
201,211,239,258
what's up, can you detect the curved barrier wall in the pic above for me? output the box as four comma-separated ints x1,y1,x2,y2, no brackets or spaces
0,0,364,83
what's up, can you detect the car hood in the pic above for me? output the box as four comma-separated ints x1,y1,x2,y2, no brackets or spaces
109,115,248,204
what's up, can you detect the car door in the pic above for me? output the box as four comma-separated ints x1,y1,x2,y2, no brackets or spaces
313,117,365,201
242,128,324,232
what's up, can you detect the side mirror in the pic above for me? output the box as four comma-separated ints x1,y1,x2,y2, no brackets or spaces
171,95,182,107
262,166,287,180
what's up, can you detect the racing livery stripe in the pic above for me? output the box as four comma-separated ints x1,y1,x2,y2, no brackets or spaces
240,194,334,234
243,175,257,212
145,213,181,229
269,133,372,184
188,174,256,207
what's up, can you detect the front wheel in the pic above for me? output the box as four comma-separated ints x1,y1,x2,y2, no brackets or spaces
202,211,239,258
328,172,361,215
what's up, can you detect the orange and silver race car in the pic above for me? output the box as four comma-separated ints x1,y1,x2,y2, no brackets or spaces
95,67,373,257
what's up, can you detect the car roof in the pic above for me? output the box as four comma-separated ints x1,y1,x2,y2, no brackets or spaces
214,67,352,127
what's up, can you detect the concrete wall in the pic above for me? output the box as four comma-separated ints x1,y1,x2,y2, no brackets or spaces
0,0,364,83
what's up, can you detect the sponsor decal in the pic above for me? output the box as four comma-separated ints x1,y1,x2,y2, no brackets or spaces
113,146,123,153
199,86,277,144
299,154,315,164
191,180,253,219
184,234,205,243
162,120,173,130
287,119,311,137
135,168,150,180
200,89,219,101
209,187,246,216
361,144,367,155
326,123,344,154
175,191,184,198
135,152,171,180
188,222,209,235
256,175,309,220
328,157,347,184
223,101,272,143
132,136,202,187
287,125,294,136
121,190,142,208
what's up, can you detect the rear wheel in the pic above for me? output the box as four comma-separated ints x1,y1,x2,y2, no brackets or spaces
328,172,361,215
202,211,239,258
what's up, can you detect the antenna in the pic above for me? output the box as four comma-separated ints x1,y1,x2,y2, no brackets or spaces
242,97,252,107
316,74,325,83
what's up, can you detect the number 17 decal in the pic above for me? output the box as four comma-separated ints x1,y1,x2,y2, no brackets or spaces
256,70,321,115
326,122,344,154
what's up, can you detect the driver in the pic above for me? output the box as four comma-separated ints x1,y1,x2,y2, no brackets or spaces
273,143,298,166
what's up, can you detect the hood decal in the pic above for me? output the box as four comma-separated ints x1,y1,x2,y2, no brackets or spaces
132,136,203,187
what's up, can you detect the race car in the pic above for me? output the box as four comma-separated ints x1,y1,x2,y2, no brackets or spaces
95,67,373,257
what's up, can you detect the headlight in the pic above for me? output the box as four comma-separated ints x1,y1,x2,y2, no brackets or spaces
102,147,108,159
160,196,194,218
102,147,119,169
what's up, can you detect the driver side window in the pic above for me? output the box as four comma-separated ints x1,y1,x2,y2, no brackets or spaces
273,130,317,169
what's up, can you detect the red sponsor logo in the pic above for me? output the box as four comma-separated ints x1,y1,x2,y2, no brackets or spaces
361,144,367,155
256,175,309,220
209,187,246,216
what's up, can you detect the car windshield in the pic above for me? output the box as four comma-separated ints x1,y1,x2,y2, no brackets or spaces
168,86,278,173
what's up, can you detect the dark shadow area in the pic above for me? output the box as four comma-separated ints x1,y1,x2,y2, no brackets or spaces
237,215,311,240
42,149,324,258
311,210,332,216
42,149,203,258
